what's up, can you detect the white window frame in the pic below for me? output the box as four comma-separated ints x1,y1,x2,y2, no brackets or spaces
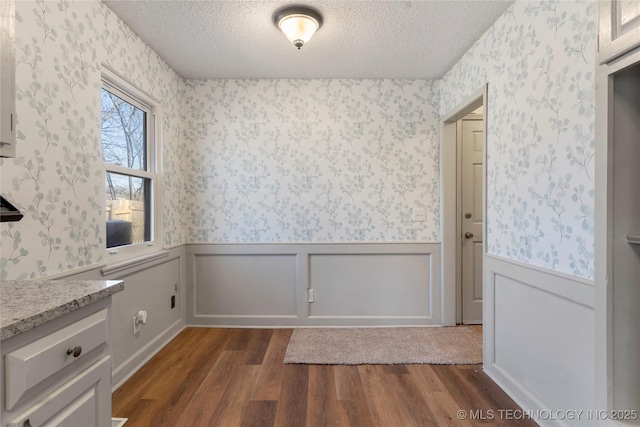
101,67,163,259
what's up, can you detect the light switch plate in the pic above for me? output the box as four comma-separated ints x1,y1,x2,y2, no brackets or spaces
412,207,426,222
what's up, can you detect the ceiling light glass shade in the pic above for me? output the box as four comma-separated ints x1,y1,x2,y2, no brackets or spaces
275,7,322,49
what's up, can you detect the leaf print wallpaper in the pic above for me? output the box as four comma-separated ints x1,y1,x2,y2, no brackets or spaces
440,0,596,278
0,0,597,281
181,79,441,243
0,0,184,280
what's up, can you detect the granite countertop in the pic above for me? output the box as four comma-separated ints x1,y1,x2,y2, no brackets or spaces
1,280,124,341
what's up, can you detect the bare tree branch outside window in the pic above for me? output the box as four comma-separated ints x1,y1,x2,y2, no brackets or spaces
101,87,151,246
101,88,146,200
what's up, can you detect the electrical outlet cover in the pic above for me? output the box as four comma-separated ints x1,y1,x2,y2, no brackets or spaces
133,315,141,335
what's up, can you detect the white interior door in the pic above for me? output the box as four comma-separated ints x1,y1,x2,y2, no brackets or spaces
461,116,484,324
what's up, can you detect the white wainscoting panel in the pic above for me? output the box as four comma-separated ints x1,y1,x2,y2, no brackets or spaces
187,243,440,327
58,246,188,390
195,254,297,316
484,255,599,427
308,254,433,318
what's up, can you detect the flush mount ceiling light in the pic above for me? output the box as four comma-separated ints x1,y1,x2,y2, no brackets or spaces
275,6,322,50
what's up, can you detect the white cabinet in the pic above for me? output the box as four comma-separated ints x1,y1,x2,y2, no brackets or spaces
5,310,109,410
1,301,113,427
7,358,111,427
0,0,16,157
599,0,640,63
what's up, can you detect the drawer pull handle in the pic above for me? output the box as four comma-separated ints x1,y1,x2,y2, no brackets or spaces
66,346,82,358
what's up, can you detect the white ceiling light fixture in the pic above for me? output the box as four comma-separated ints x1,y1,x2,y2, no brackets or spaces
275,6,323,50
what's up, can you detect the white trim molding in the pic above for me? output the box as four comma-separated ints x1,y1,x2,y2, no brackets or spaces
101,250,170,276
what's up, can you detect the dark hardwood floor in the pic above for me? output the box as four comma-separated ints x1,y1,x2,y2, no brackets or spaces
112,327,537,427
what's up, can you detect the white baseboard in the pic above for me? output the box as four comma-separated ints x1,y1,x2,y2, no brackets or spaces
112,320,185,391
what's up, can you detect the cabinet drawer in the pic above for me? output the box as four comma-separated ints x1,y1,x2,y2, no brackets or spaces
7,357,111,427
5,309,108,410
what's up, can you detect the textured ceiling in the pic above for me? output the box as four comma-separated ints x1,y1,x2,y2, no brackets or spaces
102,0,514,79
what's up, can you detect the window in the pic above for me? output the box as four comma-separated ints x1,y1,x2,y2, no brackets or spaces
101,72,160,251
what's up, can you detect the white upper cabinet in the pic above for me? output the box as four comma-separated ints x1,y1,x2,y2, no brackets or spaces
0,0,16,158
599,0,640,64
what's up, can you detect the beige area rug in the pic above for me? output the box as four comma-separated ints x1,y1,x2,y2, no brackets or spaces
284,327,482,365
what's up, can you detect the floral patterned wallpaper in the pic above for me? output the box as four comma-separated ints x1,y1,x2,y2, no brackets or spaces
440,0,596,278
0,0,184,280
181,79,440,243
0,0,597,281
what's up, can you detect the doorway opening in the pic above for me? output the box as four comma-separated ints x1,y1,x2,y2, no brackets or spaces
441,85,488,327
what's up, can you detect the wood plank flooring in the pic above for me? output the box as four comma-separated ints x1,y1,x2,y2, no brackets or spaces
112,328,537,427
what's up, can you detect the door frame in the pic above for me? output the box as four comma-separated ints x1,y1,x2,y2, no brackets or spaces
440,84,488,326
594,48,640,413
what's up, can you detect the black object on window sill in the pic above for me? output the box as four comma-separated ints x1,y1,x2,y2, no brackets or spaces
0,196,23,222
107,219,133,248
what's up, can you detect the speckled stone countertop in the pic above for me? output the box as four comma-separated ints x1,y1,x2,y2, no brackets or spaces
1,280,124,341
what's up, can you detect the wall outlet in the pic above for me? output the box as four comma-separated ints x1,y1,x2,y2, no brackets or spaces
171,295,176,309
307,289,315,303
133,315,141,335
